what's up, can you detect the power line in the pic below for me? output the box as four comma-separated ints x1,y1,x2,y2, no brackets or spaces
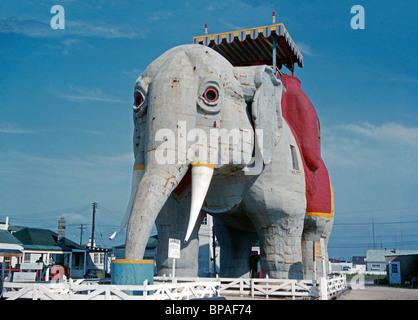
328,240,418,249
331,233,418,239
77,224,86,245
333,219,418,226
335,206,418,215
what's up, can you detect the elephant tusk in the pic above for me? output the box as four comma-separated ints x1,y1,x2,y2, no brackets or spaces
109,164,144,240
184,161,214,242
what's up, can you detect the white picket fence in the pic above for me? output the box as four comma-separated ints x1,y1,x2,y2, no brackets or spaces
2,278,220,300
1,276,346,300
326,276,347,297
156,276,332,300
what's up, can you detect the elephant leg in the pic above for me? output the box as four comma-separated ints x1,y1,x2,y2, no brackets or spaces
155,196,203,277
302,215,334,280
255,213,305,280
213,218,258,278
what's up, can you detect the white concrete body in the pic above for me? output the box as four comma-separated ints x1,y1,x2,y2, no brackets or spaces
117,44,331,279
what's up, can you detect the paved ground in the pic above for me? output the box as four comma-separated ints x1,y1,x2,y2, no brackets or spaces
337,285,418,300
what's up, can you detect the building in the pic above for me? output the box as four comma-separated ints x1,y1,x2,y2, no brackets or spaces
366,250,392,272
385,250,418,285
0,217,110,280
352,256,366,266
0,217,24,273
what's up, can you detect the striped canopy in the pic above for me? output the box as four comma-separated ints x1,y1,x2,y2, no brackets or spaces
193,23,303,72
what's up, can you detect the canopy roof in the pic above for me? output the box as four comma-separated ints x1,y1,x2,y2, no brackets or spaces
193,23,303,72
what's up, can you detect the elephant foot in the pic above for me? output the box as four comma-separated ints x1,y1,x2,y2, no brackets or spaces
259,223,304,280
262,259,304,280
302,215,333,279
302,239,329,280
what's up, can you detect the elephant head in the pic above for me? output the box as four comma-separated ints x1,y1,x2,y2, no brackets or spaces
111,44,285,260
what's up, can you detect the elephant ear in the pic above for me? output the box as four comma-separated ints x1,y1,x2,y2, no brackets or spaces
234,66,283,165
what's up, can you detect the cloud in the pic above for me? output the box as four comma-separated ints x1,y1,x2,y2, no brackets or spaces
339,122,418,147
386,74,418,85
0,123,43,134
322,121,418,173
296,42,316,57
0,17,144,39
0,150,133,187
147,11,174,22
61,213,90,225
122,68,143,79
57,85,129,104
60,37,77,47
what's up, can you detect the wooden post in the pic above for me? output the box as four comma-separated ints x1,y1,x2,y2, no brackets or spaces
143,279,148,298
320,277,328,300
171,257,176,283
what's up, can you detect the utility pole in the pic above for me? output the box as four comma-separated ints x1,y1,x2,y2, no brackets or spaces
400,213,403,250
372,217,376,250
77,224,86,245
90,202,97,247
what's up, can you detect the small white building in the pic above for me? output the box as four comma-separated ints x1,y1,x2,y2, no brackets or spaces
0,217,110,280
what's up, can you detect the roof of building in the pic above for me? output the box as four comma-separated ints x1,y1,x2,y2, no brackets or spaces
113,234,159,250
366,250,393,262
0,229,23,256
352,256,366,265
367,249,418,262
385,250,418,257
11,227,84,251
0,229,22,245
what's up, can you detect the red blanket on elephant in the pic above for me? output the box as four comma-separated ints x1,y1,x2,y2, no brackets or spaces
281,75,333,218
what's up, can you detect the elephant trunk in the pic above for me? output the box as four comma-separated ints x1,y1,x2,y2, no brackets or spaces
109,164,144,240
124,162,188,260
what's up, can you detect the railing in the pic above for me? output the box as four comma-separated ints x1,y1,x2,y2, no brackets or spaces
155,276,345,300
326,276,347,299
2,278,220,300
2,276,346,300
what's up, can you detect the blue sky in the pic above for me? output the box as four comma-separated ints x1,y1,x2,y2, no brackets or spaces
0,0,417,260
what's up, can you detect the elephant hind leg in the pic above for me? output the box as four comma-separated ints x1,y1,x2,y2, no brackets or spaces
257,217,305,280
302,215,334,280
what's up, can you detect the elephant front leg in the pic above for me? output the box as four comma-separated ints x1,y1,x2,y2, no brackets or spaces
257,215,305,280
155,196,203,277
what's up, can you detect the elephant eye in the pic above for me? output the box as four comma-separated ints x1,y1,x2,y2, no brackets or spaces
133,91,146,113
134,92,144,107
203,87,219,103
197,80,222,114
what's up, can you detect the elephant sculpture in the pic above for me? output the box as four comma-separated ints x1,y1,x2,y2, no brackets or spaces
110,44,334,280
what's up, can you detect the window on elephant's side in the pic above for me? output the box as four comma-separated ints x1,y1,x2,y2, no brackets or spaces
290,145,299,171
